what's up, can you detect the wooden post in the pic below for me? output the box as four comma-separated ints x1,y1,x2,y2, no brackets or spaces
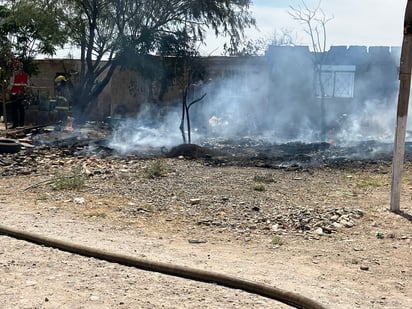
390,0,412,212
1,79,7,131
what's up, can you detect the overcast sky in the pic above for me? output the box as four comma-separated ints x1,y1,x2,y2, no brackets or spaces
201,0,406,55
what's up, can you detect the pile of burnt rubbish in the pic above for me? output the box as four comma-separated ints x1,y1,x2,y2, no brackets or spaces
0,121,403,172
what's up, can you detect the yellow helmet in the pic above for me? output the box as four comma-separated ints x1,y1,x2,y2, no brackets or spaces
55,75,67,83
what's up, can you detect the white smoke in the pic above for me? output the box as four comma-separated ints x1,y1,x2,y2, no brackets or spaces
334,98,397,146
107,104,202,154
107,47,412,157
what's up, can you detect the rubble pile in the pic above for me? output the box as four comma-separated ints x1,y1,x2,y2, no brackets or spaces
196,204,365,240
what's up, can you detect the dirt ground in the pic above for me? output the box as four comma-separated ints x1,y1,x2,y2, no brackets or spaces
0,145,412,308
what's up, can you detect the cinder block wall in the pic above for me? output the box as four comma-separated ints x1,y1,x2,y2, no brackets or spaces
29,46,400,124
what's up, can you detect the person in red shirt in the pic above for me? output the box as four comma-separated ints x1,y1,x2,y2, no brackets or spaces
10,60,29,128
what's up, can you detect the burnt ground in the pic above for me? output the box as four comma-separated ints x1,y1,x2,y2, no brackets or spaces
0,124,411,308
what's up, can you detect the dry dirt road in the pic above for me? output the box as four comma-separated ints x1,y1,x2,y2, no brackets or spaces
0,152,411,308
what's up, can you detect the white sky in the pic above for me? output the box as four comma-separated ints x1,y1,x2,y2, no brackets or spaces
55,0,406,58
200,0,406,55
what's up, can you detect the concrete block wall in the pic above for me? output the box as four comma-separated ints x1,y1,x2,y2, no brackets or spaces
27,45,400,125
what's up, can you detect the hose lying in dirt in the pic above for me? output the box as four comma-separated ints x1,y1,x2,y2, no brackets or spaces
0,224,327,309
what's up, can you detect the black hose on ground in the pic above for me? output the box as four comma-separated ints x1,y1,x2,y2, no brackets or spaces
0,224,328,309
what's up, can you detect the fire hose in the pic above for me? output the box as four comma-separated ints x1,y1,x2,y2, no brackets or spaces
0,224,327,309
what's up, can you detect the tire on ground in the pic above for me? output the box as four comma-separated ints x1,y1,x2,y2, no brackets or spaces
0,138,22,154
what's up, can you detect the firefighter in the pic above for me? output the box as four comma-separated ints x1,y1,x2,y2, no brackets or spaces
54,74,67,96
9,60,29,128
54,74,72,111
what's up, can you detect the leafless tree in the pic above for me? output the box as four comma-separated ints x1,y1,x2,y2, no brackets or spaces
289,0,333,140
225,28,297,56
176,61,207,144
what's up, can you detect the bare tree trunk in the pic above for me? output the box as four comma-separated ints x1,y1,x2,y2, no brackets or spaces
186,103,191,144
179,90,187,144
316,68,326,141
187,93,207,144
289,0,332,142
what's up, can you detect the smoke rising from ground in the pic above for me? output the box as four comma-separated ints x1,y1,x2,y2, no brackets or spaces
108,107,191,155
108,47,407,156
334,98,397,145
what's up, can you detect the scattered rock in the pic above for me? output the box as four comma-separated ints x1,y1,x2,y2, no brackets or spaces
26,280,37,286
74,197,85,204
315,227,323,235
189,198,201,205
188,239,207,244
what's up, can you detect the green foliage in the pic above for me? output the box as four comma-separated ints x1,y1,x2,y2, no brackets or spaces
52,166,85,191
79,0,254,115
0,6,14,79
253,174,274,192
0,1,68,79
2,0,256,117
0,1,68,59
271,236,285,246
351,258,360,265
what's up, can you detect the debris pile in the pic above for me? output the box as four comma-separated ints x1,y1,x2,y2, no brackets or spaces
196,203,364,239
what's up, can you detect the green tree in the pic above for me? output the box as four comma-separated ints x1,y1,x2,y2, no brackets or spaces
0,5,14,80
0,1,68,73
52,0,256,121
